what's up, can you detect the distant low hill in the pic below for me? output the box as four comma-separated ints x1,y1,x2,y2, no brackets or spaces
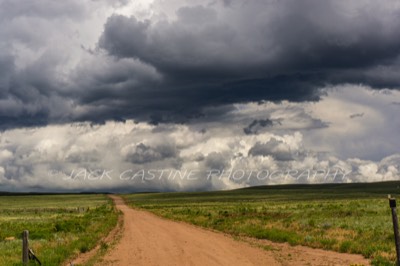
1,180,400,196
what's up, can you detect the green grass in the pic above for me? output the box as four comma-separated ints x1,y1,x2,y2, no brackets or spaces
0,194,118,266
122,181,400,266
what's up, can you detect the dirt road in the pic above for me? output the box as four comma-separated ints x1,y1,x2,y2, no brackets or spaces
99,196,370,266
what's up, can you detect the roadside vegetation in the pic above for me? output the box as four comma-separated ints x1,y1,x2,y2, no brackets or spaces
0,194,118,266
123,181,400,266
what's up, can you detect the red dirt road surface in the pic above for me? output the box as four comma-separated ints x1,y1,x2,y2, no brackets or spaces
100,196,370,266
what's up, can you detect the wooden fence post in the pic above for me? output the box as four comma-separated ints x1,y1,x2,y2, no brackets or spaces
22,230,29,265
389,196,400,266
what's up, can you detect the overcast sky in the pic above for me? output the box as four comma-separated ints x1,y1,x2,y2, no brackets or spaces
0,0,399,192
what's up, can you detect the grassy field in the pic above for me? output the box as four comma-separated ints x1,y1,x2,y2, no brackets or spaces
0,194,118,266
122,181,400,266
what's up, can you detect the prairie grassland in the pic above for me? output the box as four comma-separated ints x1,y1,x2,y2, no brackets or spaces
0,194,118,266
123,182,400,266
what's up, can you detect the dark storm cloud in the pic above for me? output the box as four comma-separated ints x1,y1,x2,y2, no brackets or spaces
124,143,178,164
94,0,400,124
204,152,230,171
0,57,59,130
0,54,14,98
100,1,400,75
243,119,274,135
248,138,294,161
1,0,400,128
